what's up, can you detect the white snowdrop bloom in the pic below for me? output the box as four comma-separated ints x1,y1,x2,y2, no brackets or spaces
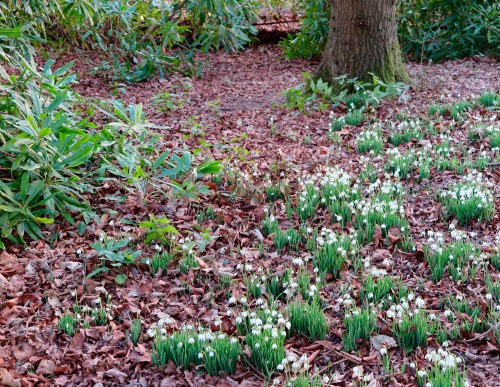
188,337,195,344
231,337,238,344
147,328,155,337
418,370,427,377
409,362,415,369
228,297,236,304
379,347,387,356
277,364,284,371
407,293,414,301
352,366,363,378
415,297,426,308
444,309,452,317
240,297,247,304
486,293,492,300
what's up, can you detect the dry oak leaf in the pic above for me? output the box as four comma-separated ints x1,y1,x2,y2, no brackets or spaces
104,368,128,381
0,251,17,267
0,368,21,387
36,359,56,375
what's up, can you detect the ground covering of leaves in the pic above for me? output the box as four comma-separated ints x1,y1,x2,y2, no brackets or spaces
1,45,499,386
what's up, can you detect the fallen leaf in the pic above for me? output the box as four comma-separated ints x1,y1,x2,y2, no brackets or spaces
36,359,56,375
0,368,21,387
370,335,397,351
60,261,83,271
104,368,128,380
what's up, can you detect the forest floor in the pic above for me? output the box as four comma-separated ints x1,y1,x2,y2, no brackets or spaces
1,45,500,387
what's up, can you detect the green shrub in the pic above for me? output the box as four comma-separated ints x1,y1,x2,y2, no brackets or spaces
0,0,259,82
0,47,220,249
398,0,500,61
280,0,329,59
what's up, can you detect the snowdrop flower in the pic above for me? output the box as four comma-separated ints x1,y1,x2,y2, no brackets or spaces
415,297,426,308
486,293,492,300
352,366,363,378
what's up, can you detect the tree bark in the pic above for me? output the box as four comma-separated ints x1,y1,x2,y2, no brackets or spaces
316,0,411,86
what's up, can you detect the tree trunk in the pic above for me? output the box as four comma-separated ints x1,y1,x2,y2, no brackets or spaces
316,0,411,86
